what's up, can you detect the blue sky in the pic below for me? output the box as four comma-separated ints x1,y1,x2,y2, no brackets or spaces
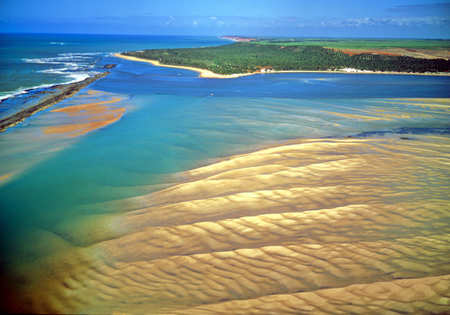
1,0,449,38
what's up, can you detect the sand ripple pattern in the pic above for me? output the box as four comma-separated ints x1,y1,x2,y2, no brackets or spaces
6,133,450,312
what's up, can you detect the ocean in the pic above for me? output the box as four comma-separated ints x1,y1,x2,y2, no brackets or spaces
1,33,450,314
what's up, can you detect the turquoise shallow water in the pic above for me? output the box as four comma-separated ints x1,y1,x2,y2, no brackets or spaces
1,70,449,240
0,34,450,313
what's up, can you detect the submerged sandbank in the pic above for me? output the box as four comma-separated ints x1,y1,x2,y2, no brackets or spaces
5,129,450,314
90,135,450,314
43,96,126,137
115,53,450,78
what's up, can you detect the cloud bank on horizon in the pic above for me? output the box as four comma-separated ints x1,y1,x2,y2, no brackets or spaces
1,0,449,38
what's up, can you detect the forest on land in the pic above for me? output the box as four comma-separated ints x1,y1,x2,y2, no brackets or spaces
123,42,450,75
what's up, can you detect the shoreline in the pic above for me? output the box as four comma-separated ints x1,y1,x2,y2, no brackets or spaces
114,54,254,79
115,53,450,79
43,95,126,138
0,72,111,133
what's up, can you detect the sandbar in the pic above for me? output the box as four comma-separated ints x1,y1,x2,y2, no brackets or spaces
4,129,450,313
27,134,450,314
0,173,13,183
115,53,255,78
43,96,125,137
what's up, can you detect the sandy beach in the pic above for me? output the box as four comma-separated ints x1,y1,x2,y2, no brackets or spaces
115,53,254,78
115,53,450,78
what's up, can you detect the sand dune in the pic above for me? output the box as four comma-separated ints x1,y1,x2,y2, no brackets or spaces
86,136,449,314
168,275,450,314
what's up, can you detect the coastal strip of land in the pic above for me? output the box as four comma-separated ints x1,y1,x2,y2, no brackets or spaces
0,71,112,133
115,53,450,79
118,40,450,77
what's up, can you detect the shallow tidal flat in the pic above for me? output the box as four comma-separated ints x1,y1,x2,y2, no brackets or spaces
93,135,450,314
0,89,126,187
2,98,450,314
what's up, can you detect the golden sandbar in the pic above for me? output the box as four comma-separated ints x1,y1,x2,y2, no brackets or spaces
42,96,125,137
5,99,450,314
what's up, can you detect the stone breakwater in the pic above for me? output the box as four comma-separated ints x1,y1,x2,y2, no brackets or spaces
0,71,111,133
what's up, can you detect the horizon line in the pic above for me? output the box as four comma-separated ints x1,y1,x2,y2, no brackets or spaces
1,32,449,41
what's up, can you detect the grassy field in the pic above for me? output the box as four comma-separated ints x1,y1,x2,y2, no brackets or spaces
252,38,450,50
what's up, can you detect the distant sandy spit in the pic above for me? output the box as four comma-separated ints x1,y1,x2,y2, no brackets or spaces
115,53,450,78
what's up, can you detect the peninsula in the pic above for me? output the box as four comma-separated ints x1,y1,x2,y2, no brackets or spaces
119,38,450,77
115,54,251,78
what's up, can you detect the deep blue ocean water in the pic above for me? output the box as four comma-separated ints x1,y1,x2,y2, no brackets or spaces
0,34,450,313
0,33,228,104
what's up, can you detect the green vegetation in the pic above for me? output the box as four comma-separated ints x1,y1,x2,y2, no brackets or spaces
124,42,450,75
253,38,450,50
